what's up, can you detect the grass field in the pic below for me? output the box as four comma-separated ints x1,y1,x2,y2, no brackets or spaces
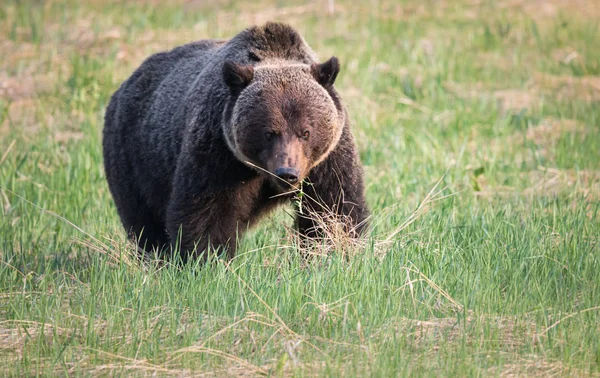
1,0,599,376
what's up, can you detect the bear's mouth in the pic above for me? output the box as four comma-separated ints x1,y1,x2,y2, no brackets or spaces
269,175,302,193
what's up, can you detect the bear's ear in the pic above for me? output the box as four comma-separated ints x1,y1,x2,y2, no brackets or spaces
311,56,340,88
223,61,254,93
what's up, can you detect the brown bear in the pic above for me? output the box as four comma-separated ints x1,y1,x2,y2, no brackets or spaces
103,22,369,262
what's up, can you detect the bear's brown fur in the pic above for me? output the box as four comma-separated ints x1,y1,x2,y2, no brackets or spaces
103,22,369,261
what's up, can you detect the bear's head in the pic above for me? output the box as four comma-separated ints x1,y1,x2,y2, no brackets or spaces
222,57,344,192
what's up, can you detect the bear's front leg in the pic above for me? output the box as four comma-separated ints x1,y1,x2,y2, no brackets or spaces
296,135,370,244
166,154,251,262
166,190,241,263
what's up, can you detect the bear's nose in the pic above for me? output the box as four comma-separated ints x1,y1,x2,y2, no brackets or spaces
275,167,299,184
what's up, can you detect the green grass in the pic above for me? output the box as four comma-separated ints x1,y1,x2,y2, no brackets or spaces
1,0,599,376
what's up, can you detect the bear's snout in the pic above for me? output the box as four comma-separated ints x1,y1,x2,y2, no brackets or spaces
275,167,299,185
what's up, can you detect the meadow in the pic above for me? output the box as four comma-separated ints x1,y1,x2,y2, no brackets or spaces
1,0,599,376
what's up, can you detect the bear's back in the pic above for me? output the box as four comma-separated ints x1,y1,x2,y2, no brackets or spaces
103,39,225,221
109,39,224,134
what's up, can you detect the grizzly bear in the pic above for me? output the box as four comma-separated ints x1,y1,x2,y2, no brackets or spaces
103,22,369,262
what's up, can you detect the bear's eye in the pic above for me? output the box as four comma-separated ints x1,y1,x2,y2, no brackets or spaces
265,132,274,141
302,131,310,140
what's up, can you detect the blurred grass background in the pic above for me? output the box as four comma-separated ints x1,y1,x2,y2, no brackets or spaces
0,0,599,376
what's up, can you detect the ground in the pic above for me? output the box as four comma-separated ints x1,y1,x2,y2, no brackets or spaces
0,0,599,376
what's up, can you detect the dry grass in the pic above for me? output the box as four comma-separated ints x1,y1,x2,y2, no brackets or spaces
507,118,586,161
498,0,600,20
373,312,599,377
373,312,539,349
0,320,71,357
446,71,600,112
488,355,596,378
521,167,600,198
533,72,600,103
443,82,541,114
472,166,600,203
